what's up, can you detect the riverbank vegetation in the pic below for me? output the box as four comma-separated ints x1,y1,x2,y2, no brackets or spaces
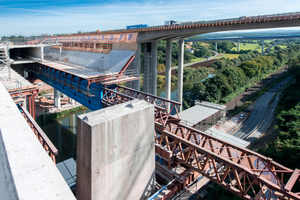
183,45,300,109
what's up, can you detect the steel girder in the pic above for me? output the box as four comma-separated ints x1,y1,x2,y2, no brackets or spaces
27,63,103,111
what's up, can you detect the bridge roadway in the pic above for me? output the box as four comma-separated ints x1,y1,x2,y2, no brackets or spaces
233,76,292,139
184,34,300,42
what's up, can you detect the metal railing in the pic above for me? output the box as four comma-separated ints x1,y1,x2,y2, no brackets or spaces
18,104,58,164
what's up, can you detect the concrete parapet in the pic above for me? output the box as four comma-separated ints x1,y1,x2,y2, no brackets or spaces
77,99,155,200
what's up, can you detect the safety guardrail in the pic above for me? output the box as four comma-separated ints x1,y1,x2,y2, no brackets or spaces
18,104,58,163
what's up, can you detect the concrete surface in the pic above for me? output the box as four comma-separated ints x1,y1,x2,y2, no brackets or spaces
0,66,32,90
44,47,135,74
0,81,75,200
77,99,155,200
137,20,300,42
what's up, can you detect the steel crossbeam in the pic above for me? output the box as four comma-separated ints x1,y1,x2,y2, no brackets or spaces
101,84,300,200
102,85,181,126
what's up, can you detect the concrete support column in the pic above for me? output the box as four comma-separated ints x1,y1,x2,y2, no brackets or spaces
151,41,157,96
165,39,172,103
68,97,75,105
23,95,27,111
133,43,141,91
143,43,150,94
77,100,155,200
59,46,62,61
54,89,61,109
69,113,76,134
262,40,265,55
41,46,44,62
177,39,184,112
215,41,218,51
237,41,240,53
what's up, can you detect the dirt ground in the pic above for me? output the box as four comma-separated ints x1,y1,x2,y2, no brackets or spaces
225,65,288,114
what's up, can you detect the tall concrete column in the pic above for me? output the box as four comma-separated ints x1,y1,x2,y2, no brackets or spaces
54,89,61,109
215,41,218,51
77,100,155,200
151,41,158,96
69,97,75,105
237,41,240,53
177,39,184,112
165,39,172,103
40,46,44,62
133,43,141,91
59,46,62,61
262,40,265,55
23,96,27,111
69,113,76,134
143,43,150,94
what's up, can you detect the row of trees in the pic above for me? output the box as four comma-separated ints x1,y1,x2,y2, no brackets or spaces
182,45,300,109
257,54,300,171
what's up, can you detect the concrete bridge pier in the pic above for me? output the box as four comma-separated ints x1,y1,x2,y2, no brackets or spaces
151,41,157,96
177,39,184,112
54,88,61,109
76,100,155,200
143,43,151,94
68,97,75,105
134,43,141,91
237,41,240,53
215,41,218,51
165,39,172,110
262,39,265,54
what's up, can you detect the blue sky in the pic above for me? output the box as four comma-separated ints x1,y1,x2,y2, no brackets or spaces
1,0,300,36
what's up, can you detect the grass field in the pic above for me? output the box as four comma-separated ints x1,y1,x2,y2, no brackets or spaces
190,57,206,62
224,53,240,59
200,42,211,48
232,43,287,53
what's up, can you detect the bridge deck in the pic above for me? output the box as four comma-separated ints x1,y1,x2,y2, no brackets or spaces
0,81,75,199
39,60,108,79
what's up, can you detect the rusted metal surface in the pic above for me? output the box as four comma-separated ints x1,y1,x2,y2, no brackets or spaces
18,105,58,164
156,122,300,200
102,85,300,200
102,85,180,126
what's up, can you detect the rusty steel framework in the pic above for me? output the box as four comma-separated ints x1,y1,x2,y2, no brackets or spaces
102,85,300,200
18,105,58,163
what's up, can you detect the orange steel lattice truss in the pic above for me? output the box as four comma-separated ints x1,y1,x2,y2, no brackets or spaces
102,85,300,200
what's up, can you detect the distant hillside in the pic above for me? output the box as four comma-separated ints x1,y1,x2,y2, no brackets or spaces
197,28,300,39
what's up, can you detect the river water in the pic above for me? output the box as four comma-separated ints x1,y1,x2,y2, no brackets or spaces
41,69,223,163
40,109,91,163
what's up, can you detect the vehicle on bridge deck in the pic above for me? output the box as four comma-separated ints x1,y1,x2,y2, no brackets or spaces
164,20,180,26
126,24,148,29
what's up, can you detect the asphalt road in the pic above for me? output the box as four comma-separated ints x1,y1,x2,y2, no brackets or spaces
233,76,292,139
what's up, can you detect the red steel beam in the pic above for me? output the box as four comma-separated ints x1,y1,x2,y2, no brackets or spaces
102,85,300,200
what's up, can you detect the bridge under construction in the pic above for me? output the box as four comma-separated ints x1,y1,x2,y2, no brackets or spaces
0,11,300,200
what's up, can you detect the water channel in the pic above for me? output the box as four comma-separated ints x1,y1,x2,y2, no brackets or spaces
41,68,223,163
